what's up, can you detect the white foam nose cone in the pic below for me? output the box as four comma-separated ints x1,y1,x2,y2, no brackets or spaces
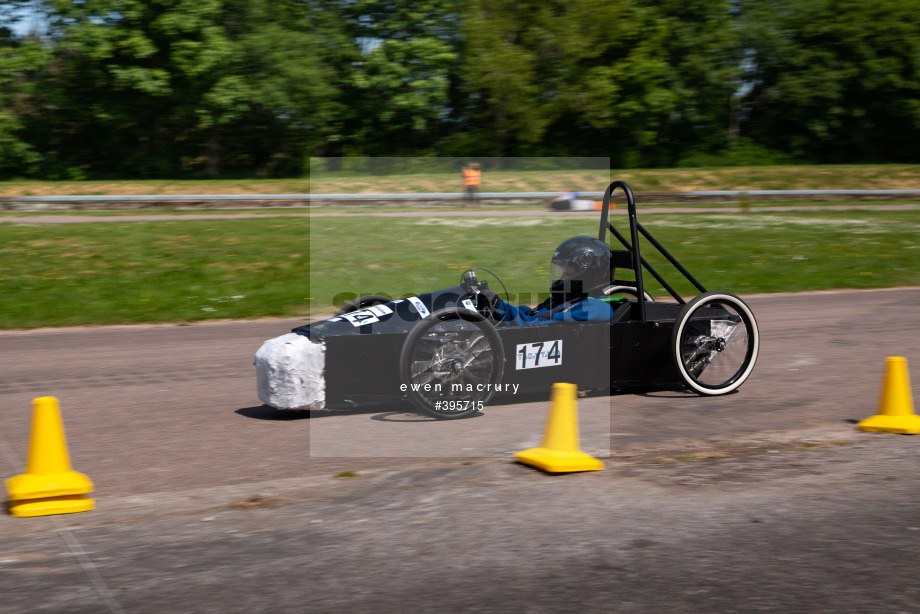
254,333,326,410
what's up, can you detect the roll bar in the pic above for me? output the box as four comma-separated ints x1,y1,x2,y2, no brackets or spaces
597,181,707,322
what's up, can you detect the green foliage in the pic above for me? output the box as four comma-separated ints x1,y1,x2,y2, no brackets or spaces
741,0,920,163
329,0,462,156
455,0,741,165
19,0,342,177
1,0,920,175
0,35,48,175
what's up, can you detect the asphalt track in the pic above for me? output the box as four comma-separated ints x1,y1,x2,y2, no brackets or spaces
1,288,919,612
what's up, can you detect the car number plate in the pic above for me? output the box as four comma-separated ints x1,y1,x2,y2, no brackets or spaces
516,340,563,370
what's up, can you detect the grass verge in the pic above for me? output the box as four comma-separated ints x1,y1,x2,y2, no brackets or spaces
1,210,918,329
2,163,920,197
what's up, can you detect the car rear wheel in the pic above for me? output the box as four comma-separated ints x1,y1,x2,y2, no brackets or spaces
671,292,759,395
399,308,505,419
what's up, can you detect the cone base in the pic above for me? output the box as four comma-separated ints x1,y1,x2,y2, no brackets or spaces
5,470,93,500
7,494,95,518
858,413,920,435
516,447,604,473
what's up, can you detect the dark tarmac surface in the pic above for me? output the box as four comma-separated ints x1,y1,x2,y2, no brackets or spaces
1,288,919,612
1,427,918,613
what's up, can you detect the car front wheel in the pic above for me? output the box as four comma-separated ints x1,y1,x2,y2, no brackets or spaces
399,308,505,419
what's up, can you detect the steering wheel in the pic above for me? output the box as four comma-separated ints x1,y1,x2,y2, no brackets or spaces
460,268,508,323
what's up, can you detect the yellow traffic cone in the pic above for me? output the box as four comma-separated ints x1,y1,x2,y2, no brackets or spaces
515,383,604,473
858,357,920,435
5,397,95,517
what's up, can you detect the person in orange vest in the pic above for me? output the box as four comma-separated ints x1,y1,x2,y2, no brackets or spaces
461,162,481,204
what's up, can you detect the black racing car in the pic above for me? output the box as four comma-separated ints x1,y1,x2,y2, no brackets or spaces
255,181,760,419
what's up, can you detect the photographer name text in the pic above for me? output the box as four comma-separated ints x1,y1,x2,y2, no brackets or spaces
399,382,520,394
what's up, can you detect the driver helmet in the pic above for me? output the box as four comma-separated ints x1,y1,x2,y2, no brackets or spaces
549,236,611,299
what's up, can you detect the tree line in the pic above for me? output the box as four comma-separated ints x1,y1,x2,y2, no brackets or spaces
1,0,919,179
